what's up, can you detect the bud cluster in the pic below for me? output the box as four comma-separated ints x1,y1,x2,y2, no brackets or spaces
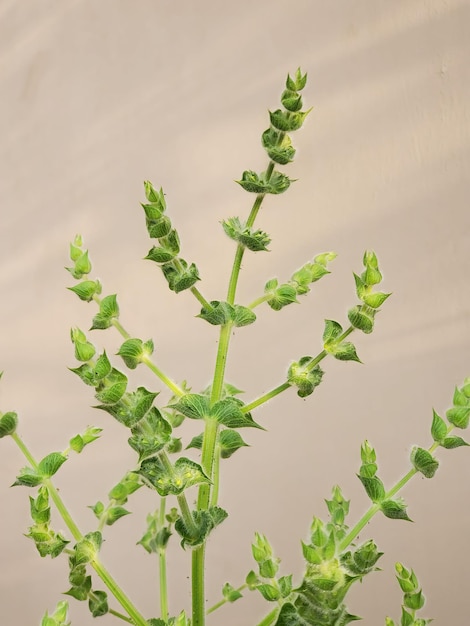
275,486,382,626
348,251,390,334
66,532,109,617
264,253,336,311
248,532,293,603
358,440,411,520
385,563,431,626
142,182,200,293
236,68,310,197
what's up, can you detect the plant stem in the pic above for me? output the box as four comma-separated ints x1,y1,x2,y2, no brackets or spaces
108,608,134,623
141,355,184,397
11,433,149,626
242,382,291,413
191,163,275,626
210,442,221,508
248,293,272,309
190,286,213,311
192,545,206,626
158,498,169,622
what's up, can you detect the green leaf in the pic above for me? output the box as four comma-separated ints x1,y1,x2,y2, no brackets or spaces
281,89,303,112
186,433,203,451
13,466,43,487
361,291,391,308
380,499,412,521
410,447,439,478
38,453,67,478
358,475,385,502
211,397,263,429
431,410,447,442
287,358,324,398
347,305,375,334
170,394,210,420
145,229,180,263
73,532,103,565
138,456,210,496
233,305,257,327
70,328,96,362
278,575,293,598
446,406,470,429
108,472,141,504
441,436,469,449
91,294,119,330
68,280,101,302
236,170,292,195
219,430,249,458
96,386,158,428
322,320,343,344
128,407,172,460
88,590,108,617
261,128,296,165
269,108,311,132
198,301,234,326
257,583,280,602
41,601,70,626
286,68,308,91
27,524,69,558
175,506,228,548
0,411,18,438
95,368,128,404
117,338,154,369
66,250,92,280
222,582,243,603
222,216,271,251
105,506,131,526
265,281,298,311
161,258,200,293
29,487,51,525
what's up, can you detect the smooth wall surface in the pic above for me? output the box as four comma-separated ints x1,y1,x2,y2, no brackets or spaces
1,1,469,624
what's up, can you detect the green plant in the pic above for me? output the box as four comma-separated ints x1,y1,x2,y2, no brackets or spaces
1,68,468,626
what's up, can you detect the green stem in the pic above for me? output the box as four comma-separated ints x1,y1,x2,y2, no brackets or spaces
206,583,247,614
256,607,280,626
158,498,169,622
247,293,272,309
190,286,213,311
108,608,133,623
242,382,291,413
191,162,275,626
210,443,221,508
11,433,148,626
141,355,184,397
192,545,205,626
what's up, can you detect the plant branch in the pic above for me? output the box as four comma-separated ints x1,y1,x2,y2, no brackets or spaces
11,433,149,626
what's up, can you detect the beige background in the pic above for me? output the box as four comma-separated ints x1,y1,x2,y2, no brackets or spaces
1,1,470,624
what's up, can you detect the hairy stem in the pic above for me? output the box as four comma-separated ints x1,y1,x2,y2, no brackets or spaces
158,498,169,621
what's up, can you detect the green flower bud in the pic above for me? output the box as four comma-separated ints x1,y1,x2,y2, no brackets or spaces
0,411,18,438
